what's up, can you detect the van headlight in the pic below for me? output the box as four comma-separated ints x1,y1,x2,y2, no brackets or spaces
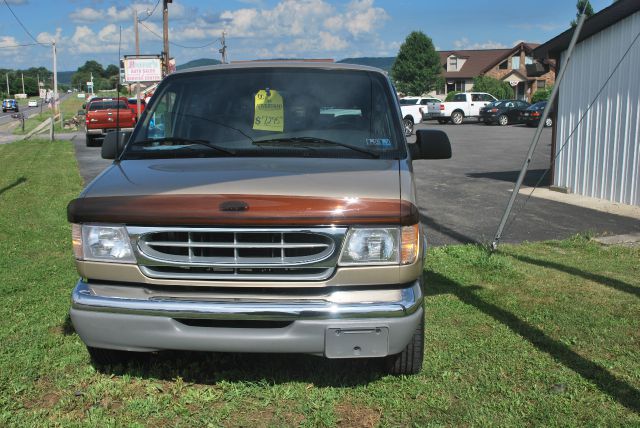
72,224,136,263
339,224,419,266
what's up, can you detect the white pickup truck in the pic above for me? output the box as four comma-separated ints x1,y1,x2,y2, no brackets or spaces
436,92,497,125
399,96,442,135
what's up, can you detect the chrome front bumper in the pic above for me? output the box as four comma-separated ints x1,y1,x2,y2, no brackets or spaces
70,280,424,355
71,280,423,321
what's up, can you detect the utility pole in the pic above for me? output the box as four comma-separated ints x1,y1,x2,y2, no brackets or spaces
52,41,59,139
162,0,171,75
219,30,228,64
21,73,25,94
134,9,142,120
134,9,140,57
6,73,9,97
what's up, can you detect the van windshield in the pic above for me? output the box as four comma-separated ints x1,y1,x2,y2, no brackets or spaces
125,67,405,159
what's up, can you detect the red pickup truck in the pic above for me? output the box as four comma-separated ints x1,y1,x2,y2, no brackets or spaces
85,98,136,147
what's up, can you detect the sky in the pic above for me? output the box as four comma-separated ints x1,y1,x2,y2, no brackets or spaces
0,0,614,71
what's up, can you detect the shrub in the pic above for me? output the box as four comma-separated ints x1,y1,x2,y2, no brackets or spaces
445,91,461,102
471,76,514,100
532,86,553,103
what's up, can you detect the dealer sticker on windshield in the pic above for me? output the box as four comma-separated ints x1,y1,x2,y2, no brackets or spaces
365,138,392,147
254,89,284,132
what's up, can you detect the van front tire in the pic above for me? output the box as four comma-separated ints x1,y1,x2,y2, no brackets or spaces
384,314,424,375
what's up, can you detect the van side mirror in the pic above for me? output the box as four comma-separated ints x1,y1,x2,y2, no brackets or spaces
410,129,452,160
102,131,131,159
82,103,86,109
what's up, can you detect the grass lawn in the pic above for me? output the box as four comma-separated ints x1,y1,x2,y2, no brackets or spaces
0,139,638,426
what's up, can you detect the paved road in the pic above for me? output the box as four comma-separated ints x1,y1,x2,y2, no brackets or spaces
69,131,112,184
0,94,72,127
411,121,639,246
71,122,640,246
0,104,40,126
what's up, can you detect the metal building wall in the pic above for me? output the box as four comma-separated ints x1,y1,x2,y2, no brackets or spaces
555,10,640,206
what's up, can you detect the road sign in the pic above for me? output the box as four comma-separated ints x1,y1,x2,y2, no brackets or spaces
124,56,162,83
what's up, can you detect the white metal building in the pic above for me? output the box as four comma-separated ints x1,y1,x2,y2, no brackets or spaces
534,0,640,206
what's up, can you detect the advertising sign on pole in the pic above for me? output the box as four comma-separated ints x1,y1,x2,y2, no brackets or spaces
124,56,163,83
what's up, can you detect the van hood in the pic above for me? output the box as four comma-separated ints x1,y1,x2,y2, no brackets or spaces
83,157,401,200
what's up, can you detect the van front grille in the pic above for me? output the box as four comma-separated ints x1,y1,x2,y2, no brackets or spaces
128,227,346,281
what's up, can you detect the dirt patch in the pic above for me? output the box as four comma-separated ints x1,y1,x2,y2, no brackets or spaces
335,403,381,428
21,377,61,410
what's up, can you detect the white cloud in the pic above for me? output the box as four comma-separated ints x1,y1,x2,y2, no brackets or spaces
69,24,133,54
0,36,21,56
220,0,334,38
69,7,103,23
69,2,190,23
453,38,508,50
343,0,388,37
215,0,389,58
319,32,348,50
322,0,388,37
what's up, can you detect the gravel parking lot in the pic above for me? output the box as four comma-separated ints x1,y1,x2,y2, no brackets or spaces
72,122,639,247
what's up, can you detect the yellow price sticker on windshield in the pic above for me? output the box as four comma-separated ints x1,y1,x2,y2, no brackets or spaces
254,89,284,132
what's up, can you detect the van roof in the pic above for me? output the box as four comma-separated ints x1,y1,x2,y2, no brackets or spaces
173,61,387,76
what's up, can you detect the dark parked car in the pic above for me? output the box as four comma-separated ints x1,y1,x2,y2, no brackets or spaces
521,101,553,127
2,99,19,113
479,100,529,126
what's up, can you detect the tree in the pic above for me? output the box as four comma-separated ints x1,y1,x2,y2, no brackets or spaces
391,31,442,96
105,64,120,77
471,76,514,100
570,0,594,27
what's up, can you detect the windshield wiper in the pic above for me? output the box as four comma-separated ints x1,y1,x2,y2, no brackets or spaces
132,137,235,155
252,137,379,158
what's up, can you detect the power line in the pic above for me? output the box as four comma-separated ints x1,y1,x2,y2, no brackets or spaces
138,0,161,22
2,0,47,47
138,20,220,49
0,42,43,49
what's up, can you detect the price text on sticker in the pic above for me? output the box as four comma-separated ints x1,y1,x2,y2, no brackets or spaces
254,89,284,132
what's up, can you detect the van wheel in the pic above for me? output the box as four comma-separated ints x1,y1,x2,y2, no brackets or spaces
451,111,463,125
498,114,508,126
403,117,414,136
544,118,553,127
87,346,139,366
85,135,94,147
385,315,424,375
